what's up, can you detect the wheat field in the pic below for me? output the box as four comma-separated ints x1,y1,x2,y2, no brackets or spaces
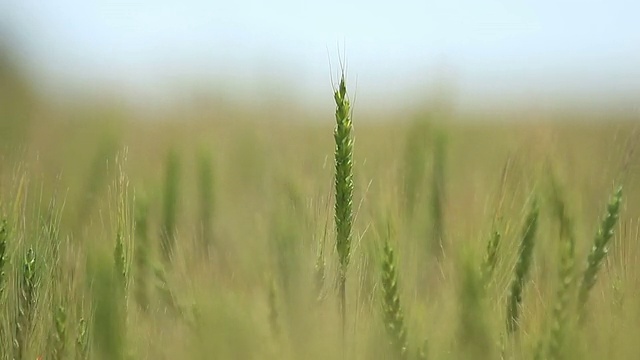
1,71,640,360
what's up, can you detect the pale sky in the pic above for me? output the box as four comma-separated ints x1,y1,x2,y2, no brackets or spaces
2,0,639,110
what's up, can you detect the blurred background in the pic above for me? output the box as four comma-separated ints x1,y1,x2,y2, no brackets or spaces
2,0,639,116
1,0,639,233
1,3,640,359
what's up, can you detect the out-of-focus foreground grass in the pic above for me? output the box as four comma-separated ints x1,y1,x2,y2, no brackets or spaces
1,58,640,360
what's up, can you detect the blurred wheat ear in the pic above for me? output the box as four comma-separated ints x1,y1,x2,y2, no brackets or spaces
481,229,501,287
546,174,576,360
198,149,215,258
15,247,38,360
134,195,150,312
506,196,539,335
380,236,408,359
458,255,493,359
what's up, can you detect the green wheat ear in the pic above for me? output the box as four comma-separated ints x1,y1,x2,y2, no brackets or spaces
51,305,67,360
76,318,90,360
15,247,38,360
114,228,127,292
506,196,539,335
92,255,127,360
333,73,354,340
481,229,501,287
546,175,576,360
380,238,408,359
113,152,132,297
334,74,354,272
458,256,493,359
578,186,622,317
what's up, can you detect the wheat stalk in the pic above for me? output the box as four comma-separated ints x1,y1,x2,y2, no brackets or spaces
161,149,180,265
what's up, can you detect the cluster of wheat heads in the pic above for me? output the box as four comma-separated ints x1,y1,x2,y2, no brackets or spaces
328,75,628,360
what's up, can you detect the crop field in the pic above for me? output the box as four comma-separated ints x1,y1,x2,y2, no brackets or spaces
1,70,640,360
